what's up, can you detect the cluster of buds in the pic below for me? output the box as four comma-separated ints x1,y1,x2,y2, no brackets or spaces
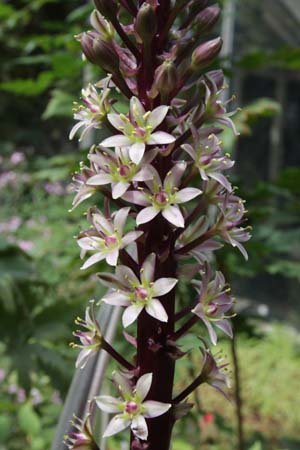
65,1,251,449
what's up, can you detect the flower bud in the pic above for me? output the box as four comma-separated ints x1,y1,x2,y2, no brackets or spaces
80,32,119,73
189,0,209,16
135,2,157,44
191,37,222,70
149,60,178,98
90,10,114,41
93,0,118,22
195,5,221,34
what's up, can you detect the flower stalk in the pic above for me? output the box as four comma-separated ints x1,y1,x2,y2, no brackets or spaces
64,1,250,449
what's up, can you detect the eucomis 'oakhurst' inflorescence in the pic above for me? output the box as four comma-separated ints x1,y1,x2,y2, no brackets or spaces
65,1,251,449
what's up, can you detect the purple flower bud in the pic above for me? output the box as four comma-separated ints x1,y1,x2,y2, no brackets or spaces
191,37,222,69
195,5,221,34
135,2,157,44
149,60,178,98
80,32,119,73
93,0,118,22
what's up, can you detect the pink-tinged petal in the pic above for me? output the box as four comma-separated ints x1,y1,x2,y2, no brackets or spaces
97,271,123,289
116,265,139,286
162,205,184,228
143,400,171,418
130,96,146,117
112,181,130,199
93,212,114,234
103,415,130,437
129,142,145,165
210,172,232,191
87,173,112,186
95,395,121,413
77,237,98,250
181,143,196,160
141,253,156,283
101,135,132,148
135,373,152,401
122,191,149,206
81,252,105,270
148,105,169,129
71,188,94,209
75,348,93,369
204,319,218,345
152,278,178,296
131,415,148,440
175,187,202,204
122,230,143,247
136,206,159,226
215,319,233,338
164,161,186,189
122,304,143,327
132,165,154,182
69,122,85,140
106,249,119,266
107,113,125,130
147,131,175,145
112,371,133,397
113,207,130,234
145,299,168,322
143,148,158,164
102,291,130,306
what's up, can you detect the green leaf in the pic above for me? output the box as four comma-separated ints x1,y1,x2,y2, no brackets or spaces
42,89,73,119
18,402,41,436
0,71,54,96
0,414,12,443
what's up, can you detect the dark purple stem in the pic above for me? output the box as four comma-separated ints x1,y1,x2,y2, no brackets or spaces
173,315,199,341
102,340,134,371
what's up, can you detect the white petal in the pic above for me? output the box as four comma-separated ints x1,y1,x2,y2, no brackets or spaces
141,253,156,283
129,142,145,165
164,161,186,189
77,236,98,250
69,121,84,140
145,299,168,322
122,304,144,327
122,230,143,247
87,173,112,186
136,206,159,226
113,207,130,234
148,105,169,129
106,249,119,266
101,135,131,148
75,348,93,369
122,190,150,206
102,291,130,306
107,113,125,130
95,395,121,413
81,252,105,270
135,373,152,401
133,165,154,182
93,212,114,234
143,400,171,418
112,181,130,199
116,265,139,286
175,187,202,204
152,277,178,297
147,131,175,145
131,415,148,440
162,205,184,228
103,415,130,437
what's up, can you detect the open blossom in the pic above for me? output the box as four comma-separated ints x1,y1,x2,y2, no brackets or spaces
123,162,202,228
100,96,175,164
69,81,111,141
99,253,177,327
191,266,233,345
86,146,156,199
95,372,171,440
64,410,97,450
182,131,234,191
70,302,102,369
201,70,239,135
78,207,143,269
199,344,231,399
70,165,98,210
216,194,251,260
